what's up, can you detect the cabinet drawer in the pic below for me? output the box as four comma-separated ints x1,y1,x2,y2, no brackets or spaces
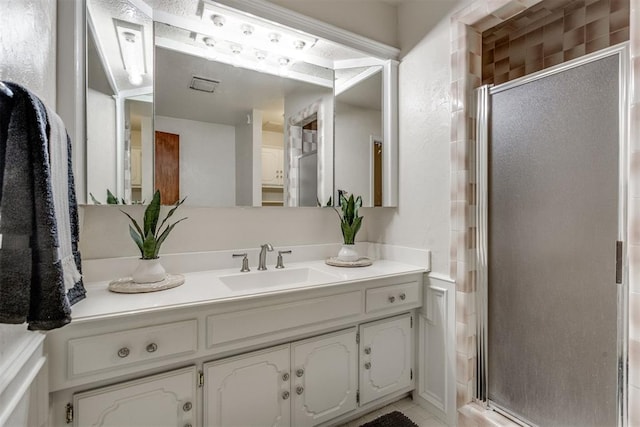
68,320,197,377
365,281,420,313
207,291,362,348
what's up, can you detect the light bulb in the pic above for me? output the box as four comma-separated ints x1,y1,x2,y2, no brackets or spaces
230,44,242,55
293,40,306,50
278,57,290,66
255,50,267,61
241,24,254,36
211,15,225,27
123,31,136,43
269,32,281,43
128,72,143,86
203,37,216,47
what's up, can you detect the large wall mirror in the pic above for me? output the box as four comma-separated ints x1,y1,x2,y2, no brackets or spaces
86,0,398,207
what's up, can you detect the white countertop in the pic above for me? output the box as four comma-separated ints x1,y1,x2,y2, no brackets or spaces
71,259,426,322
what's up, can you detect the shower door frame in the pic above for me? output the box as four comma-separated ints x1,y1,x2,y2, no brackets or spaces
474,43,630,427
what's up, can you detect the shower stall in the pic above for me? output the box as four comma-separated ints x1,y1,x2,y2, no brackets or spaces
474,45,629,426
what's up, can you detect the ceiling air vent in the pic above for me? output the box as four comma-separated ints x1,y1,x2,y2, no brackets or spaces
189,76,220,93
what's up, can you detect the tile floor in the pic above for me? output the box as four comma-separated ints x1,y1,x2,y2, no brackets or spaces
340,397,447,427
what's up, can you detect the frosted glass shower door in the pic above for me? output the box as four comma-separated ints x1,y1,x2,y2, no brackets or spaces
487,54,621,426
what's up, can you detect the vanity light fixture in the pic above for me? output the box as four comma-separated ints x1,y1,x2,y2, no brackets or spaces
200,1,317,62
114,19,147,86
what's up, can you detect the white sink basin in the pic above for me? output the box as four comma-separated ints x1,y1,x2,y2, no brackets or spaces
219,267,338,291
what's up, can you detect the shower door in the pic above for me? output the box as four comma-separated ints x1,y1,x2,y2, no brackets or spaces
479,49,626,426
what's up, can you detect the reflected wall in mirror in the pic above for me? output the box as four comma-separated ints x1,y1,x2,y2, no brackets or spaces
335,66,383,207
85,0,398,207
154,21,334,207
86,0,153,204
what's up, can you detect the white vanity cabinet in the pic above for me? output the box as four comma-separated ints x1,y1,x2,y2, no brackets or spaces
203,328,358,427
291,328,358,426
48,268,425,426
204,345,290,427
359,314,413,405
72,366,197,427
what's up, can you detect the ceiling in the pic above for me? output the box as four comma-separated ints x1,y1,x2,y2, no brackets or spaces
154,47,331,127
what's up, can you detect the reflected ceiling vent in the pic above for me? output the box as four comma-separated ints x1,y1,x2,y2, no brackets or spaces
189,76,220,93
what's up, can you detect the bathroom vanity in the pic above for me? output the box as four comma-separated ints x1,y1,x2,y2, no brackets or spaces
46,260,426,426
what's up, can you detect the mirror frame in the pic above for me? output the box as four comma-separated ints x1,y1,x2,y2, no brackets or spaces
77,0,400,207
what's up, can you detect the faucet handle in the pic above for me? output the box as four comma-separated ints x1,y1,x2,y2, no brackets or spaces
275,250,292,269
232,253,250,272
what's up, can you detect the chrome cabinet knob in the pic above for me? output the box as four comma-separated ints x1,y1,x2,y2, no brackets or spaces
388,295,396,303
296,368,304,377
399,292,406,300
282,373,289,381
146,343,158,353
364,346,371,355
183,402,192,412
282,391,290,400
117,347,130,358
364,362,371,370
296,386,304,395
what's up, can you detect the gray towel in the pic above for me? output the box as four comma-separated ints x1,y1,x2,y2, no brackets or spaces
0,82,86,330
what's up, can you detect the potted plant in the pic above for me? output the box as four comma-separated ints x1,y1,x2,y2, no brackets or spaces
333,193,363,261
121,190,187,283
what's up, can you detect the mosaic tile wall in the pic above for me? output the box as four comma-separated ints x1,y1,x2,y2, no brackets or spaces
449,0,638,425
481,0,630,85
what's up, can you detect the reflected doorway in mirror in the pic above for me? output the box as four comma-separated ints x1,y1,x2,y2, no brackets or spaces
154,131,180,205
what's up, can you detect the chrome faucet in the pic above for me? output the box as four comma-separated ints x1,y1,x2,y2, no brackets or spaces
258,243,274,270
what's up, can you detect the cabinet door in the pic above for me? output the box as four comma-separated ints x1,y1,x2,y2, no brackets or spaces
262,148,283,186
73,366,197,427
292,328,358,426
360,314,413,405
204,345,290,427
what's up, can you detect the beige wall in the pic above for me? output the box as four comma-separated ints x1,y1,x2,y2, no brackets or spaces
0,0,58,365
366,0,470,276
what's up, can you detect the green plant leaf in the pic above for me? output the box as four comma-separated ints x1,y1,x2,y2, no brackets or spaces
156,197,186,238
341,222,354,244
142,230,157,259
153,217,187,258
351,215,363,239
128,225,144,256
89,193,101,205
355,195,362,211
144,190,161,237
106,189,119,204
120,210,144,239
340,194,349,220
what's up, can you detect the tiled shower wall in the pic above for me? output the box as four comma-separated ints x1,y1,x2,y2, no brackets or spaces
449,0,638,425
481,0,629,85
